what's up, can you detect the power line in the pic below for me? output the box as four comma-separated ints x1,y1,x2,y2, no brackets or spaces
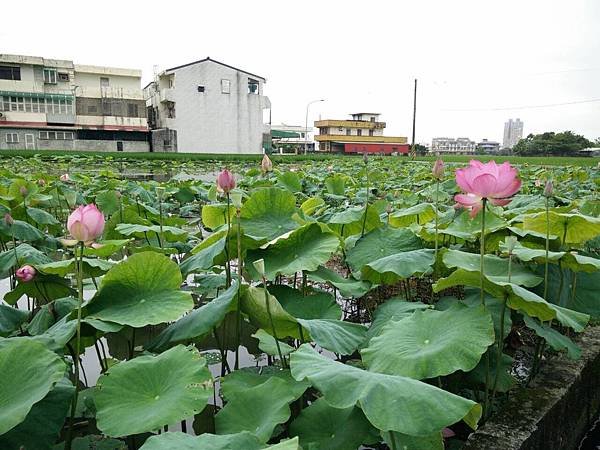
442,98,600,112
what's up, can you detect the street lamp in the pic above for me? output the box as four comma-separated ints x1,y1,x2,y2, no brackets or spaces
304,99,325,155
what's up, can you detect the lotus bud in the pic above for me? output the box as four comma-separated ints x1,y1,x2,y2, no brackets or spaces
16,265,36,282
504,236,518,255
60,173,70,182
432,159,444,180
67,204,105,242
115,190,122,199
230,192,243,209
543,180,553,198
534,179,542,187
261,154,273,173
363,153,369,165
253,259,266,278
37,179,46,187
216,169,236,193
385,203,393,215
4,213,14,226
19,186,28,197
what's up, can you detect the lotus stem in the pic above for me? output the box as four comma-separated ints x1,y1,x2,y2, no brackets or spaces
158,194,164,249
234,207,242,370
65,241,85,450
434,179,440,278
543,196,550,301
224,193,232,287
360,167,369,238
263,279,287,368
479,198,487,306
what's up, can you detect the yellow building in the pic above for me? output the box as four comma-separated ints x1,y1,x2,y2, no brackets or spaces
314,113,408,154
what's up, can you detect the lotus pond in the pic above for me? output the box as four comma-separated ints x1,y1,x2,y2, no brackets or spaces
0,154,598,450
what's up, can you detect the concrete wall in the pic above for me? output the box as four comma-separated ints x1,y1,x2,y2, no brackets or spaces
164,60,268,154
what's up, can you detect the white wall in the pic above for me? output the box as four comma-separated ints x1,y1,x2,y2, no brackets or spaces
167,60,268,154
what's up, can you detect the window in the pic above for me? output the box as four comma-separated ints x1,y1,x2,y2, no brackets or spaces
0,66,21,81
357,129,362,136
100,77,110,88
370,117,375,122
346,129,351,136
39,131,74,140
88,105,97,114
248,78,259,94
58,73,69,82
197,85,205,93
43,68,57,84
5,133,18,143
221,79,231,94
127,103,139,117
369,129,374,136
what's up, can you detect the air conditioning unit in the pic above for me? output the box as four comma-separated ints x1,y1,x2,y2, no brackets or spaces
0,112,4,119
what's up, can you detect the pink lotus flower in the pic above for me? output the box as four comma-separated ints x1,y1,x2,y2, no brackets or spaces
216,169,236,193
60,173,70,182
67,204,105,242
16,265,36,282
454,160,521,218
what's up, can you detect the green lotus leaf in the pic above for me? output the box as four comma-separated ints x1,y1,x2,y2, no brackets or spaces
0,304,30,337
83,239,132,258
365,298,431,343
140,431,262,450
362,304,494,379
465,351,515,394
0,220,44,241
240,187,299,241
522,211,600,245
4,274,76,305
95,190,121,216
327,205,382,238
147,281,239,352
270,285,341,320
95,345,213,437
277,171,302,192
84,252,193,328
289,398,379,450
300,197,325,216
307,265,371,298
291,344,481,436
542,265,600,319
30,316,77,352
381,431,443,450
37,257,115,278
0,338,66,434
240,285,301,339
346,226,422,275
115,223,188,242
440,210,507,240
220,366,309,402
361,248,435,284
296,318,367,355
201,203,236,230
215,377,301,442
139,432,299,450
247,223,340,281
0,378,74,450
503,241,600,273
523,315,581,359
325,174,347,195
253,329,295,356
0,243,52,274
180,231,227,275
390,202,436,227
26,207,59,225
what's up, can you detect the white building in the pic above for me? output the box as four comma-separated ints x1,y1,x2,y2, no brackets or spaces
145,57,271,154
0,54,149,152
503,118,524,149
431,137,476,154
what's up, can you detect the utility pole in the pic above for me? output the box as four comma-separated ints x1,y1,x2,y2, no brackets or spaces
411,78,417,158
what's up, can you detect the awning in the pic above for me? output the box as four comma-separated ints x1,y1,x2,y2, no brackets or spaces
271,130,300,138
0,91,74,101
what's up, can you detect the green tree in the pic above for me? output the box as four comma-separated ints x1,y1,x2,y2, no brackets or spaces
513,131,592,156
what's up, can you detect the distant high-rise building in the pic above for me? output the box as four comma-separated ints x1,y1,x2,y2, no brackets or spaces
503,118,524,149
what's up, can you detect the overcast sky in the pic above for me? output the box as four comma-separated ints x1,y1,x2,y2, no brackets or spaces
3,0,599,144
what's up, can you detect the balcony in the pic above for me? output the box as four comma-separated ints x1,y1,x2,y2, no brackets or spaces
159,89,175,103
314,119,386,129
46,113,76,125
